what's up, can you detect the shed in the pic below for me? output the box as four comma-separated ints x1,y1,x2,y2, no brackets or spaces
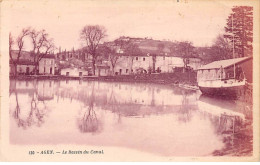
197,57,252,83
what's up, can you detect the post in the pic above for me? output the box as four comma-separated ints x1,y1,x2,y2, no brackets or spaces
233,63,236,79
232,14,235,58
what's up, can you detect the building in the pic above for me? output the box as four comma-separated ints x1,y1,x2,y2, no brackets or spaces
39,55,55,75
197,57,253,83
10,60,36,75
112,56,132,75
155,56,184,73
187,57,203,70
60,67,88,77
110,54,153,75
132,55,153,73
96,64,111,76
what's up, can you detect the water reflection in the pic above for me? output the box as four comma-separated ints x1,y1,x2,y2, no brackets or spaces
77,85,102,133
10,80,50,129
198,95,252,156
9,80,252,156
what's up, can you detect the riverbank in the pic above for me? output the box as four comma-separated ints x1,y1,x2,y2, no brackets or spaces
10,72,198,87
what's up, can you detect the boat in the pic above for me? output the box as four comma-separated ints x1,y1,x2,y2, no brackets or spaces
196,57,252,98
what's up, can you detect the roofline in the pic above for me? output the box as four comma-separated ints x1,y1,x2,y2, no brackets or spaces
197,57,252,70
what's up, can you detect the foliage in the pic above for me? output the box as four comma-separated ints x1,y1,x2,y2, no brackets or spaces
209,34,232,61
224,6,253,57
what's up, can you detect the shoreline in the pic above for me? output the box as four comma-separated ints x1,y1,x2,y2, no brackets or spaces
9,72,198,89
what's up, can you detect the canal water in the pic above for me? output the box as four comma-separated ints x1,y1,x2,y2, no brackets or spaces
9,80,253,157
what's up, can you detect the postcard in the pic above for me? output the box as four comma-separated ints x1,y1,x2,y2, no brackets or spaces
0,0,259,162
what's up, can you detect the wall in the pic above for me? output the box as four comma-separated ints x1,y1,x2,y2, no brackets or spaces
61,68,88,77
239,59,253,83
156,56,184,73
39,58,55,75
197,69,224,81
113,56,132,75
188,58,202,70
96,68,110,76
17,64,35,74
132,56,153,72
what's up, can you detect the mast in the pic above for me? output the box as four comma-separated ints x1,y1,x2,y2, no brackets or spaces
232,14,236,78
232,14,235,59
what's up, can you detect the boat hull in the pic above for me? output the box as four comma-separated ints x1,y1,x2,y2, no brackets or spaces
199,85,245,98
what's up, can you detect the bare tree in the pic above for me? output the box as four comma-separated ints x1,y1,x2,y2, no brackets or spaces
98,45,119,75
9,28,30,76
9,33,14,62
80,25,107,75
29,29,55,74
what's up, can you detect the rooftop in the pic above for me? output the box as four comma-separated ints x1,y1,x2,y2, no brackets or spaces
198,57,252,70
41,54,55,59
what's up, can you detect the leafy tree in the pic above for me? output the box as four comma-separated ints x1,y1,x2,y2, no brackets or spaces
175,41,195,72
209,34,232,61
224,6,253,58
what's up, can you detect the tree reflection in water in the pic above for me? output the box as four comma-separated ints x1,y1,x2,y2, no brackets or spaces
212,113,252,156
77,85,101,133
12,80,49,129
9,80,253,156
197,95,254,156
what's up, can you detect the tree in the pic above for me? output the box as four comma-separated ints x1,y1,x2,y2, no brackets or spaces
224,6,253,58
175,41,195,72
9,28,30,76
80,25,107,75
209,34,232,61
157,43,165,55
9,33,14,62
29,29,55,74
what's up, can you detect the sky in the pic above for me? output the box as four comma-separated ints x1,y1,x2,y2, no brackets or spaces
4,0,233,51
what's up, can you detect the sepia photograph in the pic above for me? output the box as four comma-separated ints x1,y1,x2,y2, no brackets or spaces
0,0,259,162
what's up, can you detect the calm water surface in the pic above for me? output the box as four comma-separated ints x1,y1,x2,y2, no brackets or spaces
9,80,253,156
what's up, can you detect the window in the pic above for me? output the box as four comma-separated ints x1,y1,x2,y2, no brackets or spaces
126,69,128,73
136,57,138,60
163,56,165,60
143,57,145,61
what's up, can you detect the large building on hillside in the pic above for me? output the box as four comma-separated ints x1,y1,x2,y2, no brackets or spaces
102,37,202,75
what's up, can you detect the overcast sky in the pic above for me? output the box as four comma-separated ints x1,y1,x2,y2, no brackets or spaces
5,0,233,51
